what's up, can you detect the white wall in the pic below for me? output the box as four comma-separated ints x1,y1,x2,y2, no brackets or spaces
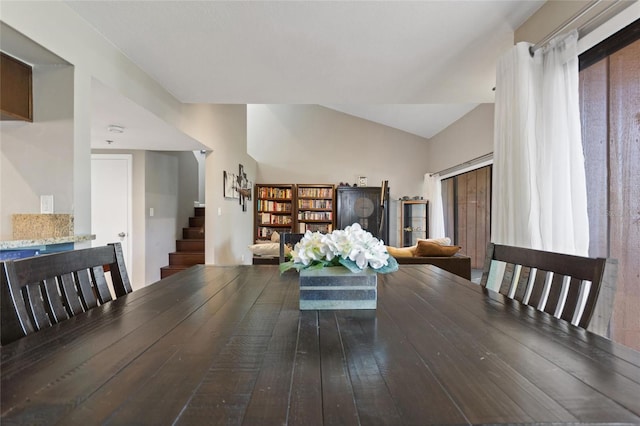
182,104,256,265
0,64,74,239
248,104,430,246
426,104,494,174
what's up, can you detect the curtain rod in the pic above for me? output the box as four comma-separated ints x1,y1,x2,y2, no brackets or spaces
430,153,493,177
529,0,633,56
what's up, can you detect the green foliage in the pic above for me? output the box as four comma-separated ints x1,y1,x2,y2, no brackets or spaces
280,255,398,274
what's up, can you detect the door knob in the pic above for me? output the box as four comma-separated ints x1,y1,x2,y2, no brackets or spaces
118,232,126,238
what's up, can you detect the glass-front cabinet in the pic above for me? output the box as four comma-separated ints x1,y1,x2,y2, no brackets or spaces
400,200,428,247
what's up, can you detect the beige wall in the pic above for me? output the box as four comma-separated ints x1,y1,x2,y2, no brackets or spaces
144,151,179,283
426,104,494,174
0,65,74,240
248,104,430,246
515,1,591,44
2,3,250,270
182,104,255,265
1,2,188,244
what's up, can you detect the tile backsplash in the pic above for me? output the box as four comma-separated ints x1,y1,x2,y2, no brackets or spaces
12,214,74,240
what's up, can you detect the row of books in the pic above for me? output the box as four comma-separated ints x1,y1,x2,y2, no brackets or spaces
298,187,333,198
298,211,333,221
256,200,292,212
258,213,293,225
257,187,293,199
298,223,333,233
298,199,332,209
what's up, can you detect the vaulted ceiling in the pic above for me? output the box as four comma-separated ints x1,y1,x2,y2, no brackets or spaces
62,1,544,141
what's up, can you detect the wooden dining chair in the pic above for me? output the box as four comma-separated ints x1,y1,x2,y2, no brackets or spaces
1,242,132,345
279,232,305,264
480,243,617,335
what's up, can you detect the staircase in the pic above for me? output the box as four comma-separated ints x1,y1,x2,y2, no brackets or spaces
160,206,205,278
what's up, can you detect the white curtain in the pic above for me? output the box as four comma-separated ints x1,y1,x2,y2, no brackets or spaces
424,173,445,238
492,30,589,256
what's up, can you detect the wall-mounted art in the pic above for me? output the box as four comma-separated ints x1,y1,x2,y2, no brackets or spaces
223,171,238,199
236,164,252,212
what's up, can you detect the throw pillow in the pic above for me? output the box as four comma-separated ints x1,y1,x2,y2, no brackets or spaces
416,237,452,246
385,245,416,258
248,243,284,257
415,240,461,257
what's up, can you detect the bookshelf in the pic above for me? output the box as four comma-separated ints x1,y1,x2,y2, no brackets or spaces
254,184,295,241
296,184,335,234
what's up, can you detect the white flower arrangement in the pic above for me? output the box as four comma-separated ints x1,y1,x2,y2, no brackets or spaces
279,223,398,274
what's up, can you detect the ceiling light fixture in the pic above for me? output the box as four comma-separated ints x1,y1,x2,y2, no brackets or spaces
107,125,125,134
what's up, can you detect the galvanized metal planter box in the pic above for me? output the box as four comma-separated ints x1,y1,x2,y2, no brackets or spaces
299,267,377,310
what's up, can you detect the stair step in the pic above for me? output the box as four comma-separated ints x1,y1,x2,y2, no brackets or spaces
176,239,205,252
189,216,205,227
194,206,205,217
183,227,204,239
160,265,190,279
169,251,205,266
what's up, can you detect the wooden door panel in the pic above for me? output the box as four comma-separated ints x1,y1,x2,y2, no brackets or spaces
442,166,492,270
609,39,640,349
579,58,609,259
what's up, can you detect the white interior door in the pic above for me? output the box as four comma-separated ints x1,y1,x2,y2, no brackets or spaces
91,154,132,276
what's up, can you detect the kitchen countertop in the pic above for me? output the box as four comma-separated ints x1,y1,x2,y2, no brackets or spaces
0,234,95,250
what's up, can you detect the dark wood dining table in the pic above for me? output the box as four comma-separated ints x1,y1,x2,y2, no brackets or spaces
2,264,640,425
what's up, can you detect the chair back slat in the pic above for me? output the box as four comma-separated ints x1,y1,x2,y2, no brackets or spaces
543,274,566,316
60,273,85,316
481,243,617,334
43,277,69,323
560,277,583,323
526,269,548,308
500,263,516,296
1,242,132,346
513,266,530,302
76,269,99,310
91,266,114,304
25,284,51,331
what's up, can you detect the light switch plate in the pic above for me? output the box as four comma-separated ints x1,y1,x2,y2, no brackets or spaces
40,195,54,214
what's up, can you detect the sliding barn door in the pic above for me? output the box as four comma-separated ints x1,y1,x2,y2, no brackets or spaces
441,165,492,269
580,33,640,350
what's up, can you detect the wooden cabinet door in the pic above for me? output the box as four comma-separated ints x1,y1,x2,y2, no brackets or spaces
336,187,389,242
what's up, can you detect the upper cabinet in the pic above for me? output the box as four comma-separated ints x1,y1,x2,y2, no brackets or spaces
0,52,33,122
335,186,389,243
